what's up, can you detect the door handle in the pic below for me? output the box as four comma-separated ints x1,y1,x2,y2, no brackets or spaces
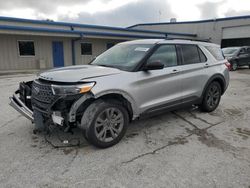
170,69,179,74
204,63,209,68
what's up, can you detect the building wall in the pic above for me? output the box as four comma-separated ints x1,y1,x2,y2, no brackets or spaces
131,18,250,45
0,34,124,70
75,38,123,65
0,34,72,70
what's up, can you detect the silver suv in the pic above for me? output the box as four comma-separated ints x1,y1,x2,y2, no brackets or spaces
10,39,230,148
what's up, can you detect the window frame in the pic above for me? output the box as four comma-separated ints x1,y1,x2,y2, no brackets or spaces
177,44,207,65
106,42,115,50
81,42,93,55
145,44,180,68
17,40,35,57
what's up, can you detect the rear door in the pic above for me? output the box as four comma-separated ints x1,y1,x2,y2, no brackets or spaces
176,44,209,102
135,44,183,113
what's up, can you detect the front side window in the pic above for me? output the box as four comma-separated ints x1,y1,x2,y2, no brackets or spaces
81,43,92,55
18,41,35,56
91,43,153,71
239,48,247,54
147,45,177,67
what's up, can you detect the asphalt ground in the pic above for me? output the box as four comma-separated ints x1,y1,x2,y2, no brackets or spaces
0,69,249,188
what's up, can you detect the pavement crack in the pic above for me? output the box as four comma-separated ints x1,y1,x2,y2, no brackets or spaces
122,135,191,164
61,149,78,175
188,111,223,126
172,111,199,129
0,115,21,128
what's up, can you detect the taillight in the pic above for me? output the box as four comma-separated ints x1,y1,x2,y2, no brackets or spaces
224,60,231,70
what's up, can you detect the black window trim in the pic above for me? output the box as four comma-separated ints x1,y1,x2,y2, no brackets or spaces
17,40,35,57
106,42,115,50
81,42,92,55
177,44,207,65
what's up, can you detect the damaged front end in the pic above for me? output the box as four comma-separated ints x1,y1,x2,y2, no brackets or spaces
9,79,94,132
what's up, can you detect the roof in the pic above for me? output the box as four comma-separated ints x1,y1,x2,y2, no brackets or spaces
119,39,218,46
0,16,196,38
128,15,250,28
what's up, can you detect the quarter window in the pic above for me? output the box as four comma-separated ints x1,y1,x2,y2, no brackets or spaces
147,45,177,67
81,43,92,55
18,41,35,56
205,46,224,60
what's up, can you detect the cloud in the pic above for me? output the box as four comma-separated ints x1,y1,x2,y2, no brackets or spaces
0,0,92,14
224,9,250,17
197,1,225,19
60,0,176,27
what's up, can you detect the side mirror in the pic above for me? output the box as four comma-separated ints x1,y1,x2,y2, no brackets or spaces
143,61,164,71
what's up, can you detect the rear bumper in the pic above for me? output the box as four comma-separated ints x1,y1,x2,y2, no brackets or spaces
9,91,34,122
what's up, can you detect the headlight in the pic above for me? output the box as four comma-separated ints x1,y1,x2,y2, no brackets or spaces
51,82,95,95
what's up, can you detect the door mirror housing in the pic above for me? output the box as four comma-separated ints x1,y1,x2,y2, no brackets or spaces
143,61,164,71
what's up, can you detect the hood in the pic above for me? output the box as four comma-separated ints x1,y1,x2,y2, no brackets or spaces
39,65,122,83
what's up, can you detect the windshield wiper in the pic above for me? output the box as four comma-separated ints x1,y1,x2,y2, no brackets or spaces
97,64,118,69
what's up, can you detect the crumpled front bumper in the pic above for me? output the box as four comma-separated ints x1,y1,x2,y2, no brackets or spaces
9,90,34,122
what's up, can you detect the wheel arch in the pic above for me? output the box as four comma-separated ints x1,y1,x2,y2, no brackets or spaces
202,74,226,97
94,90,138,121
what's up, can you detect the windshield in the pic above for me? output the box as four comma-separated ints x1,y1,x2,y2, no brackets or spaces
91,43,153,71
222,47,239,55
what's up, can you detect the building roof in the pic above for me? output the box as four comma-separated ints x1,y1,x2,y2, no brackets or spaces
128,15,250,28
0,16,196,39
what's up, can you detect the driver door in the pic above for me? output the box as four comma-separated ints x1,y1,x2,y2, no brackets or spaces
135,44,183,114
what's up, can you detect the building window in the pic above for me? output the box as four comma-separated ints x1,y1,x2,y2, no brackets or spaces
81,43,92,55
18,40,35,56
107,43,115,50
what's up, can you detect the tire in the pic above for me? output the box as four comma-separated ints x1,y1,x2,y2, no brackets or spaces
231,62,238,71
80,100,129,148
248,65,250,69
200,81,222,112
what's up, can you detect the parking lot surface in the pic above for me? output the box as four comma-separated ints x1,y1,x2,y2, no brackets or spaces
0,70,250,188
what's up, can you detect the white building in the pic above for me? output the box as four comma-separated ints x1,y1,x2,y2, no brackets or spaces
128,15,250,48
0,16,195,71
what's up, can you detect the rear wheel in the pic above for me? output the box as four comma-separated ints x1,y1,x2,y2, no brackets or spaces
231,62,238,71
80,100,129,148
200,81,222,112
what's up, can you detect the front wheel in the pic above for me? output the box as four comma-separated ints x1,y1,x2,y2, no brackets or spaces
80,100,129,148
200,81,222,112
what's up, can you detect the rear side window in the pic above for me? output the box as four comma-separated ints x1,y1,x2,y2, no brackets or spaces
179,44,206,65
205,46,224,60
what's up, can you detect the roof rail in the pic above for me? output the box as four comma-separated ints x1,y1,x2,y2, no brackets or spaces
165,37,211,43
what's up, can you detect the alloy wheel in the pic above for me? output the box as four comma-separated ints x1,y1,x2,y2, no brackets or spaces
94,107,124,142
206,84,220,108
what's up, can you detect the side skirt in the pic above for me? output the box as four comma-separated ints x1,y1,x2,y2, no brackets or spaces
139,97,201,119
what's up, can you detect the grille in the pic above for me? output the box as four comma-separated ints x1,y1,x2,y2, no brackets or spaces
31,80,56,111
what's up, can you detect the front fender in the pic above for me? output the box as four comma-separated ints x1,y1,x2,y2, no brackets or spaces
93,89,139,119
